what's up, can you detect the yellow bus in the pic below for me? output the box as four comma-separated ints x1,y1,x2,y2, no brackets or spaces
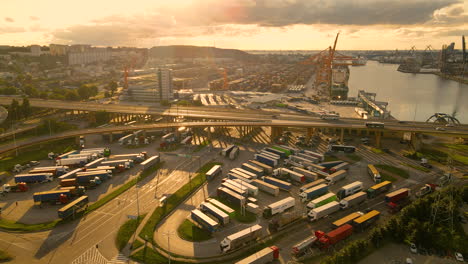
367,164,381,183
332,212,364,228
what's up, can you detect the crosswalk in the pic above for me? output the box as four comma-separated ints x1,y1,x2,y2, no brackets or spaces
71,247,128,264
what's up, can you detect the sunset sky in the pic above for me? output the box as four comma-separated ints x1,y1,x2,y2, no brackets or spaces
1,0,466,50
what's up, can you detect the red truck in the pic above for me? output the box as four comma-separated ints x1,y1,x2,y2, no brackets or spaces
315,224,353,249
385,188,411,213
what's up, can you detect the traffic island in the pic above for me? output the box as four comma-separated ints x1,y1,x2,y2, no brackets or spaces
177,219,213,242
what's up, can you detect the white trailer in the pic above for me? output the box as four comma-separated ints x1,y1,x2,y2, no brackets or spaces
296,153,319,163
200,202,230,225
273,168,305,183
307,201,340,221
140,155,160,170
229,146,240,160
228,173,253,184
252,179,279,196
57,168,83,180
84,158,105,169
118,134,135,145
217,187,246,206
221,182,248,197
325,170,347,185
248,160,273,174
300,179,326,193
56,157,88,166
221,145,235,157
231,179,258,196
337,181,364,199
292,167,318,182
329,162,350,173
231,168,257,179
339,191,367,209
262,197,295,217
220,224,262,252
302,150,324,162
207,198,234,215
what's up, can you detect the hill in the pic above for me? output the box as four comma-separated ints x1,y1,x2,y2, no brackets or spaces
148,45,256,61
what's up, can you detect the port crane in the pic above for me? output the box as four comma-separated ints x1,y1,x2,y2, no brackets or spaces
300,33,358,99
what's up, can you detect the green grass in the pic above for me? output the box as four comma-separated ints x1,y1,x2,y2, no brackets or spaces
132,239,145,250
177,219,213,242
370,147,384,154
138,161,223,243
452,153,468,165
213,197,257,223
0,249,12,262
86,162,163,213
0,218,60,232
115,214,147,251
193,140,210,153
375,164,410,179
403,163,431,173
0,138,77,172
380,172,397,182
443,144,468,152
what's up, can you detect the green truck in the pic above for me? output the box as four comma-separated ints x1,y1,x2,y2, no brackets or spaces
271,146,292,157
306,192,337,210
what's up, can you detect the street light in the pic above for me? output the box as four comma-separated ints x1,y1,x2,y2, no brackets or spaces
162,231,175,264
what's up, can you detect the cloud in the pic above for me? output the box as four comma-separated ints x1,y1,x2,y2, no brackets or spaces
0,26,25,34
29,16,40,21
185,0,459,26
436,28,468,37
4,17,14,23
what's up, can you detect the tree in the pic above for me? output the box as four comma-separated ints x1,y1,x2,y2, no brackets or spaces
77,85,91,100
23,84,38,97
21,97,32,118
64,90,79,101
94,111,110,125
7,99,20,120
108,81,118,95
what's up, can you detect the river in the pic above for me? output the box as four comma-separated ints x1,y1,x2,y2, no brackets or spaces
348,60,468,123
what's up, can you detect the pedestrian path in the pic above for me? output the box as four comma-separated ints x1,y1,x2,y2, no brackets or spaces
71,246,108,264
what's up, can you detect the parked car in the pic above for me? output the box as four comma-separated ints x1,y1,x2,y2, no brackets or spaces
410,243,417,254
455,252,464,262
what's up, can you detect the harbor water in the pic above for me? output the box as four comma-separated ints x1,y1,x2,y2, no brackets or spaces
348,60,468,123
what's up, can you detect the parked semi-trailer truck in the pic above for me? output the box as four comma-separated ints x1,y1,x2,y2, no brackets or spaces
300,184,328,202
33,190,71,204
292,167,318,182
191,209,219,232
221,145,236,157
57,196,89,219
315,224,353,249
254,154,278,167
339,191,367,209
307,192,338,210
262,176,292,191
308,201,340,221
385,188,411,213
292,236,317,257
268,211,302,232
302,150,324,162
260,151,280,161
231,179,258,196
231,168,257,179
271,146,291,156
139,155,160,170
366,181,392,198
273,168,305,183
352,210,380,230
295,153,319,163
235,246,279,264
241,163,263,177
56,157,88,167
217,187,246,206
252,180,279,196
220,224,262,253
221,182,248,197
207,198,235,215
337,181,363,199
262,197,295,218
300,179,326,193
320,161,345,171
200,202,230,225
332,212,364,228
14,173,53,183
29,166,69,176
229,146,240,160
248,160,273,174
58,168,83,180
325,170,347,185
206,165,222,181
264,147,286,158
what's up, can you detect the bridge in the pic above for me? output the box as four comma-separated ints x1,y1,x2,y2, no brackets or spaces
1,119,467,156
